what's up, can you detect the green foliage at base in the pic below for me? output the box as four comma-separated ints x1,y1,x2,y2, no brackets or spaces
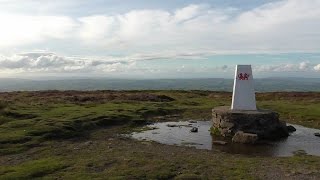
210,127,221,136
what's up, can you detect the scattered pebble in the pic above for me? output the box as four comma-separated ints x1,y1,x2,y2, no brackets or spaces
167,124,178,127
190,127,198,133
83,141,93,146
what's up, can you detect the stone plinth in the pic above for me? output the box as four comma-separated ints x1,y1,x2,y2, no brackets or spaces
212,106,289,141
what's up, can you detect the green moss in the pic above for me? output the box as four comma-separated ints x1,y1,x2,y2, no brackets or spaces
210,127,221,136
0,158,67,179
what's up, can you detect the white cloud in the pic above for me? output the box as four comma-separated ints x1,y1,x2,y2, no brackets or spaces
1,51,318,77
314,64,320,71
0,14,76,47
173,4,208,22
78,15,115,42
299,61,310,70
254,62,320,72
0,52,135,73
72,0,320,53
0,1,320,54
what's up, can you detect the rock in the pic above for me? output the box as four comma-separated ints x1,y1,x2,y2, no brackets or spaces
232,131,258,144
220,121,234,129
83,141,93,146
315,132,320,137
212,106,289,140
212,140,227,145
287,125,296,133
180,124,192,127
293,150,307,156
190,127,198,133
167,124,178,127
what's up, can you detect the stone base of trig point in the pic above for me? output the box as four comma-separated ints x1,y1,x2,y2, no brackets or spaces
212,106,289,144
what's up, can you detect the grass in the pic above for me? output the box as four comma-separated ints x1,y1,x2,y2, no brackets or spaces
0,157,67,179
0,90,319,179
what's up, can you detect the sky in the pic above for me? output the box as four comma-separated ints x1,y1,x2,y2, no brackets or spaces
0,0,319,79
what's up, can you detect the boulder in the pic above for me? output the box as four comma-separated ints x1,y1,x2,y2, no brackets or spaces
287,125,296,133
232,131,258,144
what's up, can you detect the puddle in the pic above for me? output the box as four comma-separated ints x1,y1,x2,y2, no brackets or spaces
131,121,320,157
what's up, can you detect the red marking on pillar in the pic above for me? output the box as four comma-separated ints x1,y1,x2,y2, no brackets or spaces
238,73,250,80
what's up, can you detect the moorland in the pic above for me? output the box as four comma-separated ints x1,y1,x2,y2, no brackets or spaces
0,90,320,179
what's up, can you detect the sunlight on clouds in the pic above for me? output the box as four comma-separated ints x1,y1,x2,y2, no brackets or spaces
0,52,318,75
78,15,115,42
0,0,319,77
0,52,135,73
173,4,208,22
0,14,75,47
314,64,320,71
253,62,320,73
0,0,319,53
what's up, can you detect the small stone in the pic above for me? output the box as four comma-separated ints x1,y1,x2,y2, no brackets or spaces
84,141,93,146
315,132,320,137
212,140,227,145
232,131,258,144
287,125,296,133
190,127,198,133
167,124,178,127
293,150,307,155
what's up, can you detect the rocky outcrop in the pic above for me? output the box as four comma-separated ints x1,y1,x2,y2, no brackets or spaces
212,106,289,141
232,131,258,144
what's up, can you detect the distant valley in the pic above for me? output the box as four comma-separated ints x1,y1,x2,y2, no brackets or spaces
0,77,319,92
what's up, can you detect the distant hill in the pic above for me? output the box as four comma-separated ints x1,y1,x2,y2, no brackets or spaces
0,78,319,92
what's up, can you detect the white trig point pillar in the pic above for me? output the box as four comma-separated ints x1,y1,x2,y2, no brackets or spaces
231,65,257,110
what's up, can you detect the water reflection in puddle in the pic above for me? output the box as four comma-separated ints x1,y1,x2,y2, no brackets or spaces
131,121,320,157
